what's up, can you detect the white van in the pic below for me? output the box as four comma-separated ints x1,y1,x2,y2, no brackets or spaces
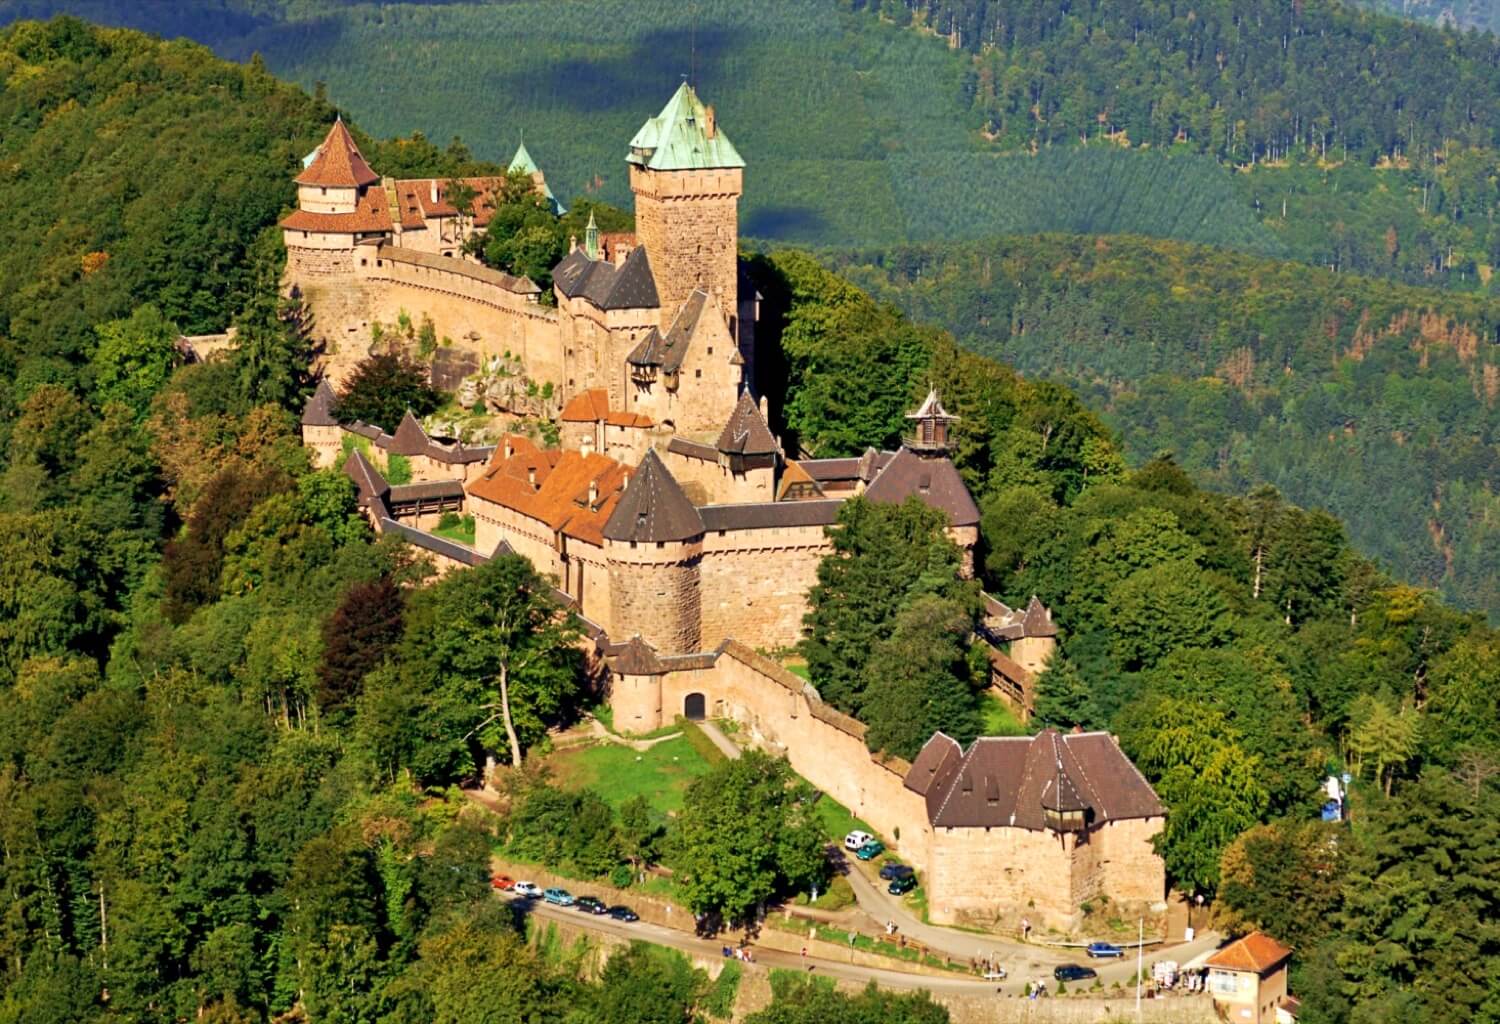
843,830,873,852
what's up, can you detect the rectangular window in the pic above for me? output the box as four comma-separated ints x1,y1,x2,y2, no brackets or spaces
695,369,702,379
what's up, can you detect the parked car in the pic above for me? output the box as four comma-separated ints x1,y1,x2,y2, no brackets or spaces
608,905,639,922
887,874,917,895
982,966,1007,981
1054,964,1097,982
879,863,915,881
490,874,516,891
513,881,541,898
542,887,575,906
855,839,885,861
575,896,607,914
843,830,873,852
1086,942,1125,959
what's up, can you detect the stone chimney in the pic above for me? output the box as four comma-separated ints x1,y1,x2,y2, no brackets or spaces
759,394,769,422
569,234,578,253
588,479,599,506
527,466,537,489
705,105,717,139
503,438,514,459
430,180,439,204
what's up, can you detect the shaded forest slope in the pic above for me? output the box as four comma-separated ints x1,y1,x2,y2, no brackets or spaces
827,235,1500,620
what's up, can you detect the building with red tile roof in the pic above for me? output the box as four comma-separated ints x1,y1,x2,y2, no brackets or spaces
1207,932,1295,1024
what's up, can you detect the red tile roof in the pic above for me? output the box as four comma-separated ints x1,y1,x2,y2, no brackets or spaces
280,186,393,233
560,388,653,428
1205,933,1293,974
467,438,632,546
297,119,380,188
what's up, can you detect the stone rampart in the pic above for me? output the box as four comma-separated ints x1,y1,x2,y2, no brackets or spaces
640,643,934,870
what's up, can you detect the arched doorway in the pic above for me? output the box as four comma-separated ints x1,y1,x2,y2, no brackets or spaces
683,693,706,721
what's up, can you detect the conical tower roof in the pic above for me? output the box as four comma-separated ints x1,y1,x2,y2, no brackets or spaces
301,378,339,427
390,410,430,456
715,391,778,456
297,118,380,188
627,82,744,171
509,140,540,175
603,449,704,544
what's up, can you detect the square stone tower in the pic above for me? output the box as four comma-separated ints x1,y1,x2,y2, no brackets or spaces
627,83,744,331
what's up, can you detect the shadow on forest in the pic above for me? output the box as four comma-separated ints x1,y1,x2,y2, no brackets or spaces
482,26,737,113
742,204,829,241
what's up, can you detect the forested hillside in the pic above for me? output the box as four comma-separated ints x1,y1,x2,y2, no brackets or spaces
1352,0,1500,32
826,235,1500,619
1,19,1497,1024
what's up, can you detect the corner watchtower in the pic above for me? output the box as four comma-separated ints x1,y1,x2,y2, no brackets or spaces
905,387,958,454
627,83,745,332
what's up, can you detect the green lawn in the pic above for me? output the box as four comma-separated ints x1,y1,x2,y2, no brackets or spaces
979,693,1032,737
782,661,811,682
431,514,476,546
810,791,874,844
546,735,713,816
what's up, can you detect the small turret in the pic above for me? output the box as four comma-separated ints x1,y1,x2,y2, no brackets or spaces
585,211,600,261
905,387,957,455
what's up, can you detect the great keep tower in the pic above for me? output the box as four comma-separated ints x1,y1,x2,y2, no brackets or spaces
627,83,745,332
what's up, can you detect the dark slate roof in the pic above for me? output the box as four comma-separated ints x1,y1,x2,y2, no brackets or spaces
864,447,980,528
666,437,720,462
343,450,389,507
799,449,893,484
554,245,659,310
1022,595,1058,637
907,730,1163,832
980,594,1058,642
302,379,339,427
377,517,484,565
626,327,666,367
387,479,465,503
390,410,430,456
629,290,708,371
716,391,778,456
602,449,704,543
906,733,964,803
607,635,667,676
698,500,843,532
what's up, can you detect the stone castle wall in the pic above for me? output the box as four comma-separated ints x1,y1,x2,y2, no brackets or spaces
698,525,830,651
606,546,703,655
630,165,742,327
613,643,1165,930
661,448,775,506
644,644,935,866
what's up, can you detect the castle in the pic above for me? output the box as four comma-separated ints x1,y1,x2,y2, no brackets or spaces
289,87,1165,931
283,85,756,436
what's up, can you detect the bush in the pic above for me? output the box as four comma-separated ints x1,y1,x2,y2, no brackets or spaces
702,961,741,1020
386,453,412,485
609,864,633,888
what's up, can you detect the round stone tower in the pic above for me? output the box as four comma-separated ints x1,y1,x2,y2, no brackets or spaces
601,449,706,656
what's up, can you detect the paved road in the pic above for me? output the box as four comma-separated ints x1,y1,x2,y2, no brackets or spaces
695,719,742,760
694,717,1217,983
503,892,1223,997
506,893,1033,995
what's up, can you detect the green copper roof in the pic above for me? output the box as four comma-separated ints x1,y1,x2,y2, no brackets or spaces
508,141,540,175
509,140,566,216
627,83,744,171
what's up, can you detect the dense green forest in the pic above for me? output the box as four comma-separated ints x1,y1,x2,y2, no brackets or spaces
824,235,1500,620
1352,0,1500,33
762,250,1500,1023
1,16,1497,1024
4,0,1497,292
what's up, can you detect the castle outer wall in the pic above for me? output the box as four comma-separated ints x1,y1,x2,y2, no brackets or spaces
611,643,1164,931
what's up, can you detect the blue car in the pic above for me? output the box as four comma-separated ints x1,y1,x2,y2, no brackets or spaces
543,887,575,906
1086,941,1124,958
